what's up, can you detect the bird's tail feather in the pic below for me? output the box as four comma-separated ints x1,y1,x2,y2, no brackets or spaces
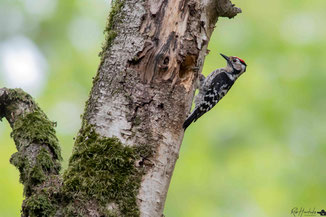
183,109,198,130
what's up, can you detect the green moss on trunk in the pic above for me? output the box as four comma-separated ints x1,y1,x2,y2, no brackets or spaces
98,0,125,61
23,194,56,217
63,124,153,217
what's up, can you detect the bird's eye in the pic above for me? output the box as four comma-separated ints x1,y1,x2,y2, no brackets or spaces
233,59,237,63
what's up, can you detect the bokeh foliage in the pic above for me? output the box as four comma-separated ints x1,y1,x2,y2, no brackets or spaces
1,0,326,216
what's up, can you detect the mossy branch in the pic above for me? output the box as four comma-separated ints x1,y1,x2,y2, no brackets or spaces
0,88,62,197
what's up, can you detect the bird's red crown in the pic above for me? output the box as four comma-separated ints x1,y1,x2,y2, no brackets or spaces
236,57,246,65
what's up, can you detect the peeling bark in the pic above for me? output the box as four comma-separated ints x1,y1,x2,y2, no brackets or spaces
1,0,241,216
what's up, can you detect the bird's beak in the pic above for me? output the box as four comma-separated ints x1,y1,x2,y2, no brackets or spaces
220,53,231,65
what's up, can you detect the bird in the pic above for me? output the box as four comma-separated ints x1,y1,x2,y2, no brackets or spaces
183,53,247,130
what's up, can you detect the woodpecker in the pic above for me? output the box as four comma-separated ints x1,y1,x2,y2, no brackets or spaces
183,53,247,130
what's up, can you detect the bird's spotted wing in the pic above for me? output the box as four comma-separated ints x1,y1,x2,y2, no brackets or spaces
193,83,223,122
193,73,233,122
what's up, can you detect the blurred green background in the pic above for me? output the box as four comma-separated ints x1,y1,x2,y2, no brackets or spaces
1,0,326,216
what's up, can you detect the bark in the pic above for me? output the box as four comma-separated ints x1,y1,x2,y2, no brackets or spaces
1,0,241,216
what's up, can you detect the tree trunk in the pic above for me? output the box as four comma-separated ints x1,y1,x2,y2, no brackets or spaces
0,0,241,216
